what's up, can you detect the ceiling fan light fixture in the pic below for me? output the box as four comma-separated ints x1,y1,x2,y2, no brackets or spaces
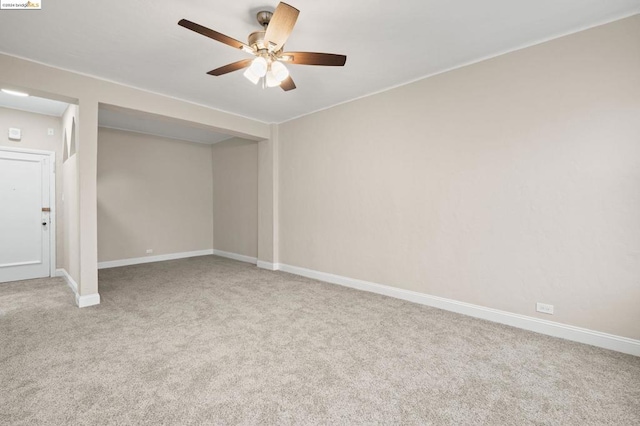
249,57,268,77
265,70,281,87
243,68,260,84
270,61,289,82
178,2,347,92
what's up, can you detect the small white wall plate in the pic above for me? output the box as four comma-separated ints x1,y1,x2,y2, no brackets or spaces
8,128,21,141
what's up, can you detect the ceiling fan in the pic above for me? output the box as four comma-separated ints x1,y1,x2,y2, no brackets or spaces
178,2,347,91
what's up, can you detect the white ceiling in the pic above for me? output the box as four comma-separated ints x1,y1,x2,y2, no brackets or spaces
0,92,69,116
0,1,637,123
98,106,233,145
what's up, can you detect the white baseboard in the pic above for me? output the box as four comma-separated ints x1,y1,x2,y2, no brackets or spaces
213,249,257,265
257,261,280,271
56,268,77,293
56,268,100,308
98,249,214,269
76,292,100,308
277,263,640,357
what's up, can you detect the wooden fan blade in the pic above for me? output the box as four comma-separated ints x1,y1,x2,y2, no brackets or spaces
281,52,347,66
264,2,299,52
280,75,296,91
207,59,253,76
179,19,252,52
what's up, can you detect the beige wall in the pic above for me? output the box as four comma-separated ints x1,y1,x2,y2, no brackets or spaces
0,53,270,297
97,128,214,262
278,16,640,339
0,106,65,268
61,105,80,281
212,138,258,258
257,125,279,265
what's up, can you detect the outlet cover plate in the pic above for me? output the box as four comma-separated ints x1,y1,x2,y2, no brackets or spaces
536,302,554,315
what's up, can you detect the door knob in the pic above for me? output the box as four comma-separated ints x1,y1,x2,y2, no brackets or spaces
42,221,47,226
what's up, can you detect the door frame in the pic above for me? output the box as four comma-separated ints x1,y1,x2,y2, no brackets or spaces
0,146,57,278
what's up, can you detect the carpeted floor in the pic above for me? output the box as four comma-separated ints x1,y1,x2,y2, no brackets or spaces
1,255,639,425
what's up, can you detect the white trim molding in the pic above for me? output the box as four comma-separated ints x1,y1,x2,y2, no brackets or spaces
56,268,100,308
56,268,77,293
98,249,214,269
257,261,280,271
277,264,640,357
76,293,101,308
213,250,257,265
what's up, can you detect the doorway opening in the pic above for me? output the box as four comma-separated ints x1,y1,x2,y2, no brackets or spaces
96,105,260,280
0,90,73,284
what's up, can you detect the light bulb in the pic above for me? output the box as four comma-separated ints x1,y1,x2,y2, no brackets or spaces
265,71,281,87
270,61,289,82
243,68,260,85
249,57,268,77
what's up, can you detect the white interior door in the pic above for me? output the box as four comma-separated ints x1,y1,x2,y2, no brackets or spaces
0,150,51,283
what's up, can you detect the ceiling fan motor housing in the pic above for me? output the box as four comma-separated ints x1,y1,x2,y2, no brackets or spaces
250,10,276,52
248,30,268,51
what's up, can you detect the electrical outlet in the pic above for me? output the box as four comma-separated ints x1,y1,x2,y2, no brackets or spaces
47,128,54,136
536,302,554,315
146,249,153,254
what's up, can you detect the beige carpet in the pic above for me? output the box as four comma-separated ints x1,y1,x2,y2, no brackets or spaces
1,255,638,425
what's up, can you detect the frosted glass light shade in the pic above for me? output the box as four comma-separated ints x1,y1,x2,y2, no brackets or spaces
265,71,281,87
249,57,268,77
270,61,289,82
243,68,260,84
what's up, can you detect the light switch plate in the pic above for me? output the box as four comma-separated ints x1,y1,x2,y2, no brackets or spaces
48,128,54,136
8,128,21,141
